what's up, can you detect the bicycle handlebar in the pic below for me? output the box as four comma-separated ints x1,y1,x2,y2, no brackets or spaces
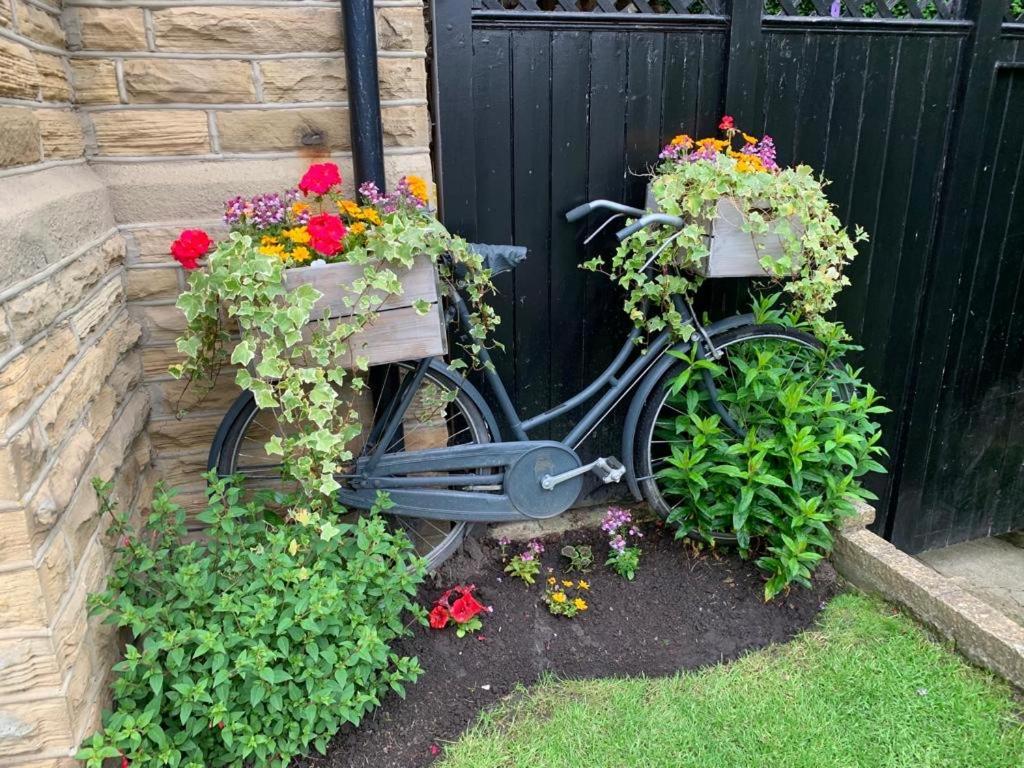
565,199,646,223
615,213,685,241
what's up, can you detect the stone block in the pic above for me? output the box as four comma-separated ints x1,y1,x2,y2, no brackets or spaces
0,508,32,566
75,7,147,51
0,566,47,632
215,106,350,152
128,303,185,343
0,325,78,433
36,427,96,527
379,57,428,101
382,105,430,147
0,696,73,761
123,267,180,301
149,413,222,454
124,59,256,104
37,531,74,619
61,479,100,564
153,7,342,53
152,450,209,489
36,109,85,159
259,58,345,103
0,419,49,504
377,7,426,51
91,110,210,156
0,636,62,699
0,165,116,286
0,107,41,168
70,278,125,339
69,59,119,105
148,374,240,419
92,156,355,223
15,1,65,47
0,0,11,28
0,37,39,100
34,52,71,101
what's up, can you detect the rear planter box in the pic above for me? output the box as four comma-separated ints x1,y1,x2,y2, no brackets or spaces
261,255,447,371
645,185,800,278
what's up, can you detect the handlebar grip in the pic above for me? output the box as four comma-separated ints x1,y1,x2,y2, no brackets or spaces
565,202,594,223
616,213,684,241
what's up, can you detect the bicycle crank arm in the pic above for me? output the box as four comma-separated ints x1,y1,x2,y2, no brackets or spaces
541,456,626,490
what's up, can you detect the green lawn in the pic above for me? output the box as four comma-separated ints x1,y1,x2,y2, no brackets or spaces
441,594,1024,768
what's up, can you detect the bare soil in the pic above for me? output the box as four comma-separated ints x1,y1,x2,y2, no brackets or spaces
305,524,839,768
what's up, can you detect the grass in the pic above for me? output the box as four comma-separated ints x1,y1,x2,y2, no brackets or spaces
440,593,1024,768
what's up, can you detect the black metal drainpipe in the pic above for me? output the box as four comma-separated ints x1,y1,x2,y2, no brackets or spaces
341,0,386,190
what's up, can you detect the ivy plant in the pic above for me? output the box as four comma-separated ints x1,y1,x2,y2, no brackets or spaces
76,475,425,768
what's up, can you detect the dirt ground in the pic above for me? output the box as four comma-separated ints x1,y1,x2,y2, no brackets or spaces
304,524,839,768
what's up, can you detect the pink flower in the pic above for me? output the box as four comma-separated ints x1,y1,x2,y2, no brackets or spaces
170,229,211,270
307,213,346,256
298,163,341,195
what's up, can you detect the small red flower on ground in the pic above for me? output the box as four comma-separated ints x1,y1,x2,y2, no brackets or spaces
170,229,211,269
450,591,485,624
307,213,346,256
428,604,450,629
120,755,129,768
298,162,342,195
719,115,735,131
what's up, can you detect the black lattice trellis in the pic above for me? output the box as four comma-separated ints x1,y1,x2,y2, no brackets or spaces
765,0,964,19
475,0,729,14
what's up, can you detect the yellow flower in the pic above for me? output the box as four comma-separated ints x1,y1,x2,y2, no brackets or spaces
551,591,567,604
348,222,367,236
573,598,588,612
260,243,285,258
260,235,278,247
577,580,589,590
670,134,693,148
291,202,309,216
284,226,311,244
338,199,362,217
358,206,382,225
406,174,429,203
734,154,767,174
547,577,557,586
291,246,311,263
562,580,573,588
742,132,759,145
293,508,312,526
288,539,299,556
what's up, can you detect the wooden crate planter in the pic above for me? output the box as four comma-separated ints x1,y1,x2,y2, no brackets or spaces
645,185,801,278
274,255,447,369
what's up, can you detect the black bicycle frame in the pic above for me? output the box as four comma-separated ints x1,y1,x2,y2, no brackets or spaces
360,290,699,476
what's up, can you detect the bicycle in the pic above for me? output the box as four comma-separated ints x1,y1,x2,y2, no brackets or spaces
208,198,843,569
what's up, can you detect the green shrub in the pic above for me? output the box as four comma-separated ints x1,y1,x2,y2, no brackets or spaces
656,296,887,600
76,475,424,768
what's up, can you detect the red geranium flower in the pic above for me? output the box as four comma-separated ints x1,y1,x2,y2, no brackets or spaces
298,162,342,196
450,592,485,624
719,115,735,131
428,605,450,629
170,229,211,270
307,213,347,256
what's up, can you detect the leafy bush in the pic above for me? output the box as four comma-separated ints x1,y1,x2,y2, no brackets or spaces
76,476,424,768
656,297,887,599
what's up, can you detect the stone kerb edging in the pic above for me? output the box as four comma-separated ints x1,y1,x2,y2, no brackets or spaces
834,509,1024,690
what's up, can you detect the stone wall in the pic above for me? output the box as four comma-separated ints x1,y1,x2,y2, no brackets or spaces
0,3,152,763
0,1,435,764
61,0,434,510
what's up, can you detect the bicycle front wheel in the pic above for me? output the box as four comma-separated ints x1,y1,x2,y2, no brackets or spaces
635,324,850,534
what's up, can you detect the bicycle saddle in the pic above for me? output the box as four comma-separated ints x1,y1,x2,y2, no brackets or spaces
468,242,528,277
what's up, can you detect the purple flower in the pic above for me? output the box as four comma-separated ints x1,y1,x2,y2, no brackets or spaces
519,550,534,562
601,507,632,535
528,539,544,555
829,0,841,18
359,181,386,205
223,195,246,226
609,534,626,554
498,536,510,547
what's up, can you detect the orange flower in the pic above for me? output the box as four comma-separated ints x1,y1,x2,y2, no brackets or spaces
670,134,693,149
358,206,382,226
338,199,362,217
348,222,367,236
291,245,311,262
405,174,429,203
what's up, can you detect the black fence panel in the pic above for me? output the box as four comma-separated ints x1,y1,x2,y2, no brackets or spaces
431,0,1024,552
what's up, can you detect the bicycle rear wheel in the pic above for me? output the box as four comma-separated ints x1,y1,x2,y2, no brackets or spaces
635,324,850,536
214,361,493,570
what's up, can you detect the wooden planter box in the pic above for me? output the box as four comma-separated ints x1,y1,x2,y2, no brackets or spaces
266,255,447,370
645,185,801,278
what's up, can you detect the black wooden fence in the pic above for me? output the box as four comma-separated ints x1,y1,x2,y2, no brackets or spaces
430,0,1024,553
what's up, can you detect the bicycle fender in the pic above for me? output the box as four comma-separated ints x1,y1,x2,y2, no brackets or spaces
621,313,755,500
206,359,503,474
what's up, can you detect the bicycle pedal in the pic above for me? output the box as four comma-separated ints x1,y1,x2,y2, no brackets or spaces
592,456,626,484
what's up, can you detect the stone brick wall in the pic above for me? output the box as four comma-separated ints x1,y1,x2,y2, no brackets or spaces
61,0,434,510
0,2,152,763
0,1,435,764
